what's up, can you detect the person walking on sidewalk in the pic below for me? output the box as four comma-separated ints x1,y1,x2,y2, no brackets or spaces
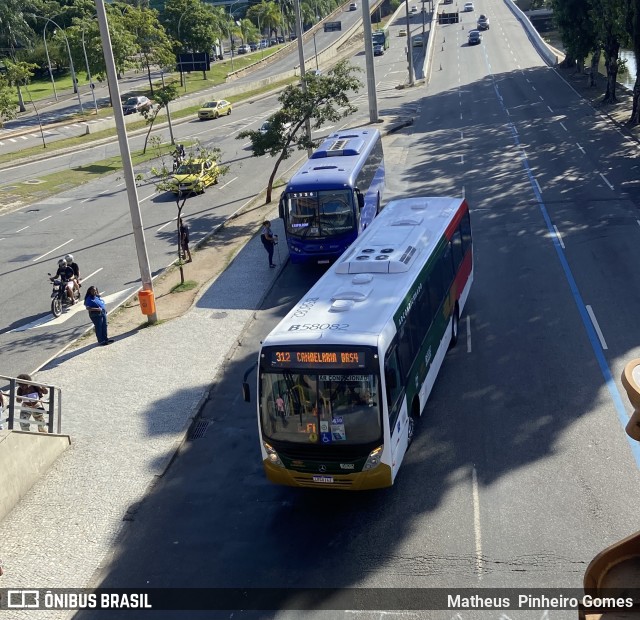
179,218,192,263
84,286,113,346
260,220,277,268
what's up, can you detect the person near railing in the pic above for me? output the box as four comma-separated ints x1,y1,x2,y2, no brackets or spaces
16,374,48,433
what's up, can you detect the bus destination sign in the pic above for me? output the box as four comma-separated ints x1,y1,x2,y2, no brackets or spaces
269,350,365,369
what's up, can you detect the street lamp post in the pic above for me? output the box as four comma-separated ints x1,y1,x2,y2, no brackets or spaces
42,23,58,101
81,25,99,115
30,15,83,114
313,31,319,71
177,11,188,87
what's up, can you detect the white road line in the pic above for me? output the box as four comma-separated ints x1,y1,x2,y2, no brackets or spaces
600,173,614,190
533,178,542,195
553,224,565,249
80,197,93,203
538,95,544,101
39,215,53,222
140,192,156,203
472,466,483,579
218,176,238,191
636,219,640,228
547,105,554,113
531,86,537,91
460,155,464,164
560,122,568,131
82,267,103,284
157,219,176,233
16,226,29,233
60,206,73,212
20,136,28,140
586,305,608,350
576,143,585,154
466,315,471,353
9,138,16,143
461,185,465,198
33,239,74,262
460,130,464,139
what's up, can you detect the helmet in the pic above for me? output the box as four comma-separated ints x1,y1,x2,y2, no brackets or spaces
65,254,74,263
58,259,66,267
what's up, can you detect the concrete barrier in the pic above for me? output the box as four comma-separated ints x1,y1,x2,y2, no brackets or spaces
503,0,558,66
0,430,70,522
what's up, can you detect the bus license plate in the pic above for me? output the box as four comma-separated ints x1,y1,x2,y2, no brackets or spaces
312,475,333,483
318,260,330,265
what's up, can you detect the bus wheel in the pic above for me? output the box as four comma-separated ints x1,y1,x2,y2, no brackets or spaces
408,398,420,446
449,304,460,349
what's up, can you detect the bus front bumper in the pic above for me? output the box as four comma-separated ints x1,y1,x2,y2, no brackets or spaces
263,460,393,490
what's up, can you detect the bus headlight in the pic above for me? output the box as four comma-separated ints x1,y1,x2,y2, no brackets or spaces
363,445,383,471
263,442,284,468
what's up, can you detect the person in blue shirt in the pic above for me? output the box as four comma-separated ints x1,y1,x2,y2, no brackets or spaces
84,286,113,346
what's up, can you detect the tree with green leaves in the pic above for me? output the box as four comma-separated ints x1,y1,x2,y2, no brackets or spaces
237,60,361,203
4,60,37,114
551,0,597,72
141,79,179,152
0,74,18,126
590,0,629,103
121,5,175,95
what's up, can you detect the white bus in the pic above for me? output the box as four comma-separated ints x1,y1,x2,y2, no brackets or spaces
248,196,473,489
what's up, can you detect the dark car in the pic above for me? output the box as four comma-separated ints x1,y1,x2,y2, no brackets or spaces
477,14,490,29
122,95,152,115
468,29,482,45
277,36,285,43
249,42,258,51
373,44,384,56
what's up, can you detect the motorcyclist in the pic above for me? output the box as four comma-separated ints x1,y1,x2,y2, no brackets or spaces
172,144,186,170
64,253,81,293
54,259,76,304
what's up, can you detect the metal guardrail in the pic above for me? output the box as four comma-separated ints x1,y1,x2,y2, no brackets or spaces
0,374,62,434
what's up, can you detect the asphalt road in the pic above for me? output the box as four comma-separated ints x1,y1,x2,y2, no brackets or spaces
0,17,422,377
72,0,640,618
0,3,371,154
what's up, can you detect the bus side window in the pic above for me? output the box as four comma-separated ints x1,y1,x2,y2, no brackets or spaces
384,346,403,427
451,228,464,269
459,210,472,254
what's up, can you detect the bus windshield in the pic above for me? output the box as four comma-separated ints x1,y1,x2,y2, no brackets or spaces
260,372,381,446
285,190,356,238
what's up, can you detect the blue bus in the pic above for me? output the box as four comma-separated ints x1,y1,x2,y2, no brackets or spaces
278,128,385,265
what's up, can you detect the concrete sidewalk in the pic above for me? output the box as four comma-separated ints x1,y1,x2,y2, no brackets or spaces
0,214,286,620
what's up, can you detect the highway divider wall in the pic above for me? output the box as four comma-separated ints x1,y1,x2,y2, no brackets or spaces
503,0,558,66
0,430,70,522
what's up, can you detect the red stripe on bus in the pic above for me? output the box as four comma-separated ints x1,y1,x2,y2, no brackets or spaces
444,199,469,240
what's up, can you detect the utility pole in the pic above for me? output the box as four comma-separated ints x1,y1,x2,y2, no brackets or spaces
294,0,313,157
404,0,415,86
94,0,157,323
361,0,379,122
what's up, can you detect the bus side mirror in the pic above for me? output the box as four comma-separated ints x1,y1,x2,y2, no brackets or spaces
242,382,251,402
385,370,397,390
278,197,284,220
357,194,364,210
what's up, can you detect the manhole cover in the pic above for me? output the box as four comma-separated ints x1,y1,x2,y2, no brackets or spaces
23,179,45,185
188,419,210,440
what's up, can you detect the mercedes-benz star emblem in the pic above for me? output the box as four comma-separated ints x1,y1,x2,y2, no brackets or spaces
319,465,327,473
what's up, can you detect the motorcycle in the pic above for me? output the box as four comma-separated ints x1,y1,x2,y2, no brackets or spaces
48,274,81,317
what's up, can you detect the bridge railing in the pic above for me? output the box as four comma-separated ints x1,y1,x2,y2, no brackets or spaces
0,374,62,435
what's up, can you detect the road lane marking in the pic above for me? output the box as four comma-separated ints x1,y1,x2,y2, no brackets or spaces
553,224,565,249
600,173,614,190
33,239,74,262
60,206,72,212
39,215,52,222
533,178,542,195
466,315,471,353
140,192,157,203
586,305,608,350
560,122,568,131
16,226,29,233
547,105,554,113
472,466,483,579
576,143,585,154
218,176,238,190
157,219,176,233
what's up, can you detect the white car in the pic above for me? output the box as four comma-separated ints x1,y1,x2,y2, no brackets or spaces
410,5,418,12
259,120,293,134
463,2,474,10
